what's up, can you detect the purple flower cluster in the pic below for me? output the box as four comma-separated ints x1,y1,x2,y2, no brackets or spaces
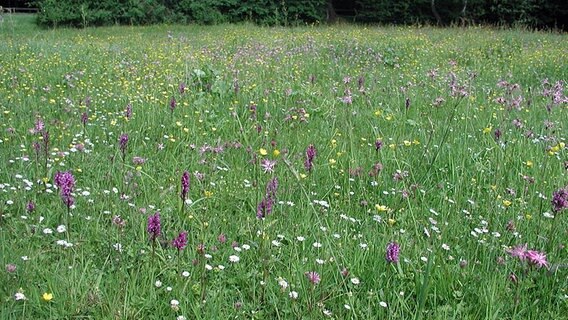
551,187,568,213
54,171,75,208
181,171,190,201
385,242,400,263
147,212,161,241
125,104,133,119
119,134,129,161
172,231,188,251
304,144,317,172
169,96,176,113
374,139,383,152
257,177,279,219
119,134,128,153
81,112,88,125
507,244,548,268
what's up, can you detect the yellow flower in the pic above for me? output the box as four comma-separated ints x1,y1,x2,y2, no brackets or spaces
273,149,280,157
525,160,533,167
42,292,53,302
259,148,268,156
204,190,213,198
375,204,390,212
387,218,396,226
502,200,512,207
482,127,492,134
300,173,307,179
403,140,411,147
329,159,336,165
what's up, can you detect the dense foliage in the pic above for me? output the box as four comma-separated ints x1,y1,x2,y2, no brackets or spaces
23,0,568,29
31,0,328,27
351,0,568,30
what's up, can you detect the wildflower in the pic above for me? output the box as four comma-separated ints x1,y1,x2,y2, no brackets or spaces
375,139,383,151
217,233,227,244
289,291,298,299
170,299,180,311
277,277,288,290
169,97,177,113
509,272,518,284
179,82,186,94
125,104,132,119
525,250,548,268
172,231,188,251
494,128,502,141
26,201,35,212
261,159,277,173
81,112,88,125
180,171,190,201
112,215,126,229
551,187,568,212
147,212,161,241
265,177,278,199
14,290,26,301
375,204,390,212
507,244,527,261
256,197,273,219
42,292,53,302
386,242,400,263
119,134,128,160
228,255,240,263
132,156,145,165
305,271,321,285
54,171,75,208
304,144,317,172
5,264,16,273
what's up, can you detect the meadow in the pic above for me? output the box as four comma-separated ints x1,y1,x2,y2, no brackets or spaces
1,14,567,319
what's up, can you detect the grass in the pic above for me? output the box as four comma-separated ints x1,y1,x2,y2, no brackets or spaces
1,14,567,319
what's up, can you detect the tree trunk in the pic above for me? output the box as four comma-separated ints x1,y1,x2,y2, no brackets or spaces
431,0,442,25
327,0,338,22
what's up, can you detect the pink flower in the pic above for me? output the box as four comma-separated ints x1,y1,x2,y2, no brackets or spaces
525,250,548,268
507,244,527,261
305,271,320,285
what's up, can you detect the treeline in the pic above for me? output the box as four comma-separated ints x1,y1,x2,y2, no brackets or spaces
31,0,568,30
33,0,328,27
351,0,568,30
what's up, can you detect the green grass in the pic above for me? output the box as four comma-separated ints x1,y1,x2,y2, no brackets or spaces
1,14,567,319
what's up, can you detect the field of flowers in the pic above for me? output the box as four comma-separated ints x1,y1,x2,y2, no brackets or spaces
1,14,567,319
